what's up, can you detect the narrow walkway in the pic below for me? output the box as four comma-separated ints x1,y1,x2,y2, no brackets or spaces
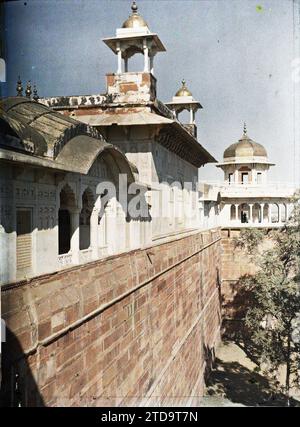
202,341,300,407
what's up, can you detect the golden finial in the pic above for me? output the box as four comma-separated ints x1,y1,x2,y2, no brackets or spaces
16,76,23,96
33,84,39,101
131,1,138,14
25,80,32,98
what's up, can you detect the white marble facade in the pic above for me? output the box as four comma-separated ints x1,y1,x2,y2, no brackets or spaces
214,127,295,227
0,3,295,288
0,141,205,285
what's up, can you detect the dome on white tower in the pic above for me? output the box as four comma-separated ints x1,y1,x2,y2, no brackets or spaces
223,124,268,163
122,1,149,29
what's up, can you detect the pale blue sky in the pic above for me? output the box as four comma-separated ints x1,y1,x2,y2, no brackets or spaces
2,0,300,182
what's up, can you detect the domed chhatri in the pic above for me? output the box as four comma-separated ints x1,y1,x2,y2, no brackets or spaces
175,80,193,97
216,123,274,187
223,124,268,160
165,79,202,133
102,0,166,74
122,1,149,29
216,123,294,228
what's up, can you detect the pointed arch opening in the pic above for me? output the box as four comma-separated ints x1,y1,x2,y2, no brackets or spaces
239,203,250,223
59,184,76,255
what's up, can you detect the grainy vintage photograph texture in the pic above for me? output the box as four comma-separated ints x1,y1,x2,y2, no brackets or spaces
0,0,299,409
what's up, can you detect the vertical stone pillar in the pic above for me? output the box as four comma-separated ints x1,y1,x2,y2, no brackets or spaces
235,204,239,221
117,42,122,74
252,167,256,184
268,204,272,224
260,203,264,223
150,55,154,74
143,39,149,72
278,204,283,224
190,107,194,124
105,199,117,255
234,169,239,184
70,209,80,264
286,203,291,222
90,208,99,260
124,57,128,72
98,211,107,250
249,204,253,223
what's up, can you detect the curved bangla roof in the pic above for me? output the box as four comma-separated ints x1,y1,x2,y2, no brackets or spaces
0,97,136,181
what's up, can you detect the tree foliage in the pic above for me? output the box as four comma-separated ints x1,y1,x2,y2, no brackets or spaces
235,194,300,405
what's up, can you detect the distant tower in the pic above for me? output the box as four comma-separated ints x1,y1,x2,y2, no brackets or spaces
102,1,166,103
165,79,203,138
216,125,294,227
102,1,166,74
16,76,23,96
216,124,274,185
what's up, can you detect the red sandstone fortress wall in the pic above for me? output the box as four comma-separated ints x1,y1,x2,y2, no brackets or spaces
220,228,263,334
1,229,221,407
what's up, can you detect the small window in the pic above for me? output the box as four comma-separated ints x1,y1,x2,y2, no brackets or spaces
241,173,249,184
16,208,32,276
257,173,262,184
228,173,234,183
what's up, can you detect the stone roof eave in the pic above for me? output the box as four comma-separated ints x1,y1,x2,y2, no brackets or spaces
216,160,275,167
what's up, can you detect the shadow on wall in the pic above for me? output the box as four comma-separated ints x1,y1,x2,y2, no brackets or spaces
0,328,45,407
203,344,216,384
205,358,299,407
218,277,300,407
203,269,222,383
221,274,254,340
221,275,262,367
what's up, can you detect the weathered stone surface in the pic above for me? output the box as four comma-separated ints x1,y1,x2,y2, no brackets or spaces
220,228,258,333
1,229,221,407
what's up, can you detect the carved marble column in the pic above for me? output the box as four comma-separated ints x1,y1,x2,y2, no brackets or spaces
260,203,264,223
90,208,99,260
124,57,128,73
249,204,253,224
150,55,154,74
143,39,149,72
117,42,122,74
235,204,239,221
190,107,194,124
70,209,80,264
278,203,283,224
268,204,272,224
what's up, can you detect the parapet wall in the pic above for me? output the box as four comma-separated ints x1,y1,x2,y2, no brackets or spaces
1,229,222,407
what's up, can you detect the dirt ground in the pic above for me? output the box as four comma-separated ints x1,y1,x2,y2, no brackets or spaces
202,341,300,407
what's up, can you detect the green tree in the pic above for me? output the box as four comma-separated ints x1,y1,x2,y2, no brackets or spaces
235,195,300,406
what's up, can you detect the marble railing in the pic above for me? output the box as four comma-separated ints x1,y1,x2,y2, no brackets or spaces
58,252,73,267
79,248,93,264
